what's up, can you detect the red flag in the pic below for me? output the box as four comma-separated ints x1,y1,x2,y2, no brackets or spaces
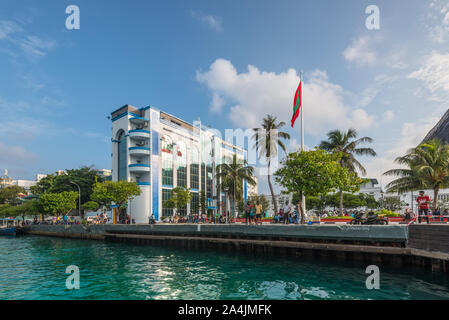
291,80,301,128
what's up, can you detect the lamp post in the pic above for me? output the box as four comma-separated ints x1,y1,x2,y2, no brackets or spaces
70,181,81,218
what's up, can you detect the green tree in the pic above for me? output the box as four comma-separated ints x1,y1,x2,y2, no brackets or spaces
0,185,26,205
163,187,193,216
11,200,41,222
384,139,449,210
81,201,99,212
39,191,78,217
358,193,378,209
275,149,361,223
319,128,376,214
252,114,291,217
30,166,103,218
215,154,256,222
302,195,327,212
377,196,404,211
91,180,141,223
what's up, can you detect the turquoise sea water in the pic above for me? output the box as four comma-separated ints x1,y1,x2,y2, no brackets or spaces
1,235,449,300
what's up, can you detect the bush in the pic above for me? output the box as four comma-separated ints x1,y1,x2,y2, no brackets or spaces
375,209,400,217
323,216,354,219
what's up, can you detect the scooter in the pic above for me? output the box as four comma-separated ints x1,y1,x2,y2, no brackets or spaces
350,212,388,225
364,213,389,225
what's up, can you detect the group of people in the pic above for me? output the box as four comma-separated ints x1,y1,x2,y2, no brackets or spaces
163,212,232,224
269,200,304,224
403,191,449,224
243,201,265,225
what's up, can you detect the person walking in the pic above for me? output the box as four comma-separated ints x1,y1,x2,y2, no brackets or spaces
255,202,263,225
283,200,292,225
417,191,430,224
250,204,256,225
244,201,251,225
295,200,302,224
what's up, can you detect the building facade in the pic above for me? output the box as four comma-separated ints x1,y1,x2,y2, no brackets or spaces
111,105,248,223
355,179,383,201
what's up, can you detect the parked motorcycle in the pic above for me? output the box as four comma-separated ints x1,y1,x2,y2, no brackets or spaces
350,212,388,225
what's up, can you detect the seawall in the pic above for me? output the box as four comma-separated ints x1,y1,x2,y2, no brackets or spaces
22,224,449,272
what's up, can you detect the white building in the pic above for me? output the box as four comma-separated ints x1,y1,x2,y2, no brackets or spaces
355,178,383,201
247,176,258,197
0,170,46,191
111,105,248,223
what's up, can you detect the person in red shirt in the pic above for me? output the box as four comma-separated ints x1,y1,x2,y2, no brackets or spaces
417,191,430,224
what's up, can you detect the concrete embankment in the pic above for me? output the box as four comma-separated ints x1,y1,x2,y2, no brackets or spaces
23,224,449,272
24,223,408,243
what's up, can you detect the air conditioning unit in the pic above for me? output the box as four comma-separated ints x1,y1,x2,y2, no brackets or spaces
137,141,145,146
144,121,149,127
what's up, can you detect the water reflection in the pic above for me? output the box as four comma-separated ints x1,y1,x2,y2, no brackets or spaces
0,236,448,300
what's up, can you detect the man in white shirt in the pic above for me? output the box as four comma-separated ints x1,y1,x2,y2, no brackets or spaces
283,200,292,224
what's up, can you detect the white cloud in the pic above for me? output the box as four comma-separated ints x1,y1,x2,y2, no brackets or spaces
0,142,38,165
383,110,395,122
196,59,377,134
408,51,449,94
427,0,449,43
343,36,376,66
0,20,22,40
210,92,225,112
19,35,55,56
364,116,439,187
190,10,222,32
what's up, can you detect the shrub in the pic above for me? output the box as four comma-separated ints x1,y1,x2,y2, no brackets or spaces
375,209,400,217
323,216,354,219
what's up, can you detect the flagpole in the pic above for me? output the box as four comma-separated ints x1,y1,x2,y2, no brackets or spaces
300,71,306,222
300,71,304,151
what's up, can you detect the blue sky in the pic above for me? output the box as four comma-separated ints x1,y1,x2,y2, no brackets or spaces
1,0,449,193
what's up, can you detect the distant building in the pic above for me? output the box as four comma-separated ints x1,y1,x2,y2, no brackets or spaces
355,178,383,201
96,169,112,178
0,171,46,192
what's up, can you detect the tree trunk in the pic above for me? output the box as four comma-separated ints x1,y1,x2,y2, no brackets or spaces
433,187,439,211
339,189,343,216
300,191,305,224
267,159,278,216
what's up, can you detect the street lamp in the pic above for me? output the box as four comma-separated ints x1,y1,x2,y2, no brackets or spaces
70,181,81,217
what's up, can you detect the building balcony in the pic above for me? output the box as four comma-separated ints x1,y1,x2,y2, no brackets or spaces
129,116,150,126
129,129,150,141
128,164,150,172
129,146,150,156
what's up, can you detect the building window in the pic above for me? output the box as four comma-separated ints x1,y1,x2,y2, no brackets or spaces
206,166,213,199
162,189,172,217
117,130,127,181
177,141,187,188
190,146,199,189
191,192,199,214
162,135,173,186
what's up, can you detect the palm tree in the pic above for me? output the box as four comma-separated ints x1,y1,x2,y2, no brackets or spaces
215,154,256,222
252,115,290,216
384,139,449,210
319,128,376,215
